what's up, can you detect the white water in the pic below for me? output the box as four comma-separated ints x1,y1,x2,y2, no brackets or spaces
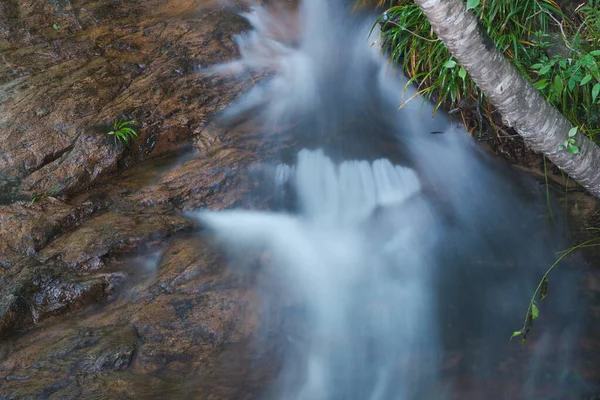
194,1,587,398
200,149,438,399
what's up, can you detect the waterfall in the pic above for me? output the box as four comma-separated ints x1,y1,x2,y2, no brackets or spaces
194,0,587,398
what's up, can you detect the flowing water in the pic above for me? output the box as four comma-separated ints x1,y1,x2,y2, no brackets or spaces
195,1,595,398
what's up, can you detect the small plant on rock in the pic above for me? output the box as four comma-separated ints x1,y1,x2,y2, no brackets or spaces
107,119,138,145
28,186,61,207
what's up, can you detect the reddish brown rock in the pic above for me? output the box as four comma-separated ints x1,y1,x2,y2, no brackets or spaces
37,211,193,269
0,0,258,197
0,324,140,398
0,236,281,399
0,0,297,397
0,196,97,267
0,259,120,338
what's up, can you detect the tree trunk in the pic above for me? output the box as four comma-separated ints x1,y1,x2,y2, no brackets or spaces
412,0,600,198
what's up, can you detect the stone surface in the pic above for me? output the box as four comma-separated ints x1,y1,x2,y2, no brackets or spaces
0,236,281,399
0,0,259,197
0,94,288,398
0,2,291,395
0,259,118,338
0,324,139,398
0,196,97,268
37,211,193,268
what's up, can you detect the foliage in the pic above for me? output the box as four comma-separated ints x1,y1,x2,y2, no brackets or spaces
374,0,600,143
529,35,600,142
28,186,60,207
557,127,580,154
578,0,600,44
107,119,138,145
511,237,600,342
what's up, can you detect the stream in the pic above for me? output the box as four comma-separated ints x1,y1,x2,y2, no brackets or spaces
1,0,600,399
195,1,600,398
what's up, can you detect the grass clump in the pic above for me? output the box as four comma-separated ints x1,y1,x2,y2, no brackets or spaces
107,119,138,145
371,0,600,143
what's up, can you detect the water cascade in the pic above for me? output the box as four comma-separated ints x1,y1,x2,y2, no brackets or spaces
195,0,588,398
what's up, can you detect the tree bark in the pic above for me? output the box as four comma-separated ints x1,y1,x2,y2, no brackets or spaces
412,0,600,198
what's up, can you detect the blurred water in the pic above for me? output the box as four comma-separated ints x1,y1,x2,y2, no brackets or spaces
195,1,590,398
201,149,437,399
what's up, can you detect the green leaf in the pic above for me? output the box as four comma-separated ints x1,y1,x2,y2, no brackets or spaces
52,23,60,30
580,75,592,86
592,83,600,102
558,145,564,151
568,145,580,155
443,60,457,68
458,67,467,80
539,65,552,75
534,79,548,90
568,138,575,144
568,127,578,137
511,330,523,340
530,63,544,70
581,54,595,67
553,76,563,94
531,304,539,320
466,0,480,10
540,277,549,302
590,50,600,56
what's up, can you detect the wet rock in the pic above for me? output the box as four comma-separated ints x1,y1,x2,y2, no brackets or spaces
0,1,296,396
0,269,29,338
0,196,96,266
0,324,138,399
0,134,269,337
38,211,194,269
148,236,225,296
0,203,193,335
128,120,295,211
130,148,255,210
0,235,281,399
19,131,124,196
29,269,111,324
0,261,118,338
0,0,258,197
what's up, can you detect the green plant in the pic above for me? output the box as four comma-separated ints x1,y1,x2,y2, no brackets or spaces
378,2,477,114
107,119,138,145
557,127,581,154
378,0,564,115
530,46,600,142
578,0,600,44
511,237,600,343
28,186,61,207
29,193,44,206
375,0,600,142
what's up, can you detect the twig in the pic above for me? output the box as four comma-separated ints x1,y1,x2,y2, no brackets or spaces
513,238,600,341
384,20,440,43
534,0,576,52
